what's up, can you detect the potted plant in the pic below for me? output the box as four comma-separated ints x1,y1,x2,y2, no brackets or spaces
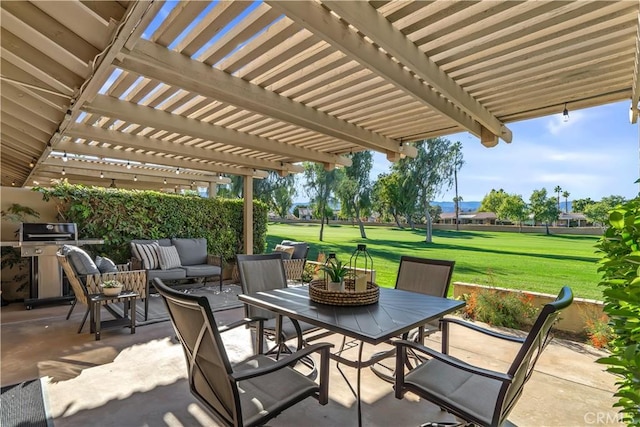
100,280,123,296
320,259,348,292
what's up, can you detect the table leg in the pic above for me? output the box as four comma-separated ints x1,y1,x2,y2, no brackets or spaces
357,341,364,427
131,297,136,334
94,302,101,341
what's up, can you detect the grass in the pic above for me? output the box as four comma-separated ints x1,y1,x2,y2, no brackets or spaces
266,223,603,300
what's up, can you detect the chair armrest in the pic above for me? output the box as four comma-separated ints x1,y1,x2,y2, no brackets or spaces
394,339,512,383
441,318,525,341
86,269,148,298
230,342,334,382
207,254,223,268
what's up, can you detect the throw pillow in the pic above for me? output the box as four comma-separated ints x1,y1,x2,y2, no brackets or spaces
274,244,295,260
157,245,182,270
95,256,118,274
62,245,100,276
131,242,160,270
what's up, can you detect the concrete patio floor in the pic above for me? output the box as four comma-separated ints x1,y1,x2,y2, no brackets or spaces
1,298,623,427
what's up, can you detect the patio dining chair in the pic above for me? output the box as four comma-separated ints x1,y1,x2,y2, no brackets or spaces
152,278,333,427
236,254,322,361
394,286,573,427
371,256,455,380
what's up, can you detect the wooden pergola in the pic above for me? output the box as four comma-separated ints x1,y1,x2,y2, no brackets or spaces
2,1,639,252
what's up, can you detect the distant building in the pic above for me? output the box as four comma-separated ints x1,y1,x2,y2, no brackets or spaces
438,211,497,225
298,207,313,220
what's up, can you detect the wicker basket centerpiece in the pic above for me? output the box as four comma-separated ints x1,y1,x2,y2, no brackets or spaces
309,278,379,306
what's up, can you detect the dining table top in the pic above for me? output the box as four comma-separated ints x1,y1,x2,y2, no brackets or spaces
238,285,465,345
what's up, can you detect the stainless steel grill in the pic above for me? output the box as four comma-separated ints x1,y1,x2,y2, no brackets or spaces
18,223,102,309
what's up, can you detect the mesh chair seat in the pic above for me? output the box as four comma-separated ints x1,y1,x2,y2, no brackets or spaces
395,286,574,427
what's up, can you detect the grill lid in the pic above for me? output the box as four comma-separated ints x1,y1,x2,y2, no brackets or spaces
20,223,78,243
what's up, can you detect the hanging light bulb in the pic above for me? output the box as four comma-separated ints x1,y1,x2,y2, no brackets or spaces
11,180,16,187
61,168,66,176
163,178,167,184
100,171,104,178
29,158,35,168
126,161,132,169
175,167,180,175
133,175,138,182
62,151,68,162
562,102,569,122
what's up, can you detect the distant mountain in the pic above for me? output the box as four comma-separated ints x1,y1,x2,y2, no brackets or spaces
292,201,482,213
432,201,481,213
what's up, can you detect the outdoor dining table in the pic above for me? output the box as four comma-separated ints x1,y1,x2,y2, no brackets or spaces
238,285,465,427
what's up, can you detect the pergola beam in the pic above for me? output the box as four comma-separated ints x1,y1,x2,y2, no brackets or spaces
630,11,640,124
268,1,509,146
118,39,403,157
65,123,297,176
82,95,351,168
321,0,512,144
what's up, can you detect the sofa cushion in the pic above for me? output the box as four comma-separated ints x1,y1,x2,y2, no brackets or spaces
62,245,100,276
157,245,182,270
172,238,207,266
95,256,118,274
131,239,172,247
281,241,309,260
147,268,187,282
273,244,294,260
131,242,160,270
181,264,222,278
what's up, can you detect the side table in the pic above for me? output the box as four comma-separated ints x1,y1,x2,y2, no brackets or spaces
88,291,139,341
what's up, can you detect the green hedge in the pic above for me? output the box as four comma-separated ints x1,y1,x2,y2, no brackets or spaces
37,183,268,263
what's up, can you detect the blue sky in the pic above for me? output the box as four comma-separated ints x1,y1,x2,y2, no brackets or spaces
369,100,640,203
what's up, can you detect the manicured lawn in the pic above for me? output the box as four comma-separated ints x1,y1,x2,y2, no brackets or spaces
266,223,603,300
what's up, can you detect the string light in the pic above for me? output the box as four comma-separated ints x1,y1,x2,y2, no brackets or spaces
163,178,167,184
11,180,16,186
175,167,180,175
562,102,569,122
126,161,132,169
134,175,138,182
29,158,35,168
61,168,66,176
100,171,104,178
62,151,68,162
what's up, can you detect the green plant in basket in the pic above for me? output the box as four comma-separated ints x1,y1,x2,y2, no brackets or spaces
320,259,349,283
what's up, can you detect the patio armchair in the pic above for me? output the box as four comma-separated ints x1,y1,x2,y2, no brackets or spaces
371,256,455,380
57,249,147,330
152,278,333,427
273,240,310,284
394,286,573,427
236,253,322,366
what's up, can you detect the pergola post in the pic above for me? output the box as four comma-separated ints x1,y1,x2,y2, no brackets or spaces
208,182,217,198
243,176,253,255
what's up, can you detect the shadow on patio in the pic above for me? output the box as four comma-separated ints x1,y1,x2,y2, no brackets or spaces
1,294,622,427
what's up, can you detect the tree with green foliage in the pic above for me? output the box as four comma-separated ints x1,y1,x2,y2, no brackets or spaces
479,189,508,213
529,188,560,235
371,173,403,227
450,141,465,231
496,194,528,231
554,185,562,212
337,151,373,238
572,197,595,213
410,138,457,243
595,199,640,424
584,196,627,227
303,162,343,241
390,158,420,229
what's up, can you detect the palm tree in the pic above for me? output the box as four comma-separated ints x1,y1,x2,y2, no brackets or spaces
453,196,463,231
562,191,570,213
554,185,562,212
451,142,465,231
